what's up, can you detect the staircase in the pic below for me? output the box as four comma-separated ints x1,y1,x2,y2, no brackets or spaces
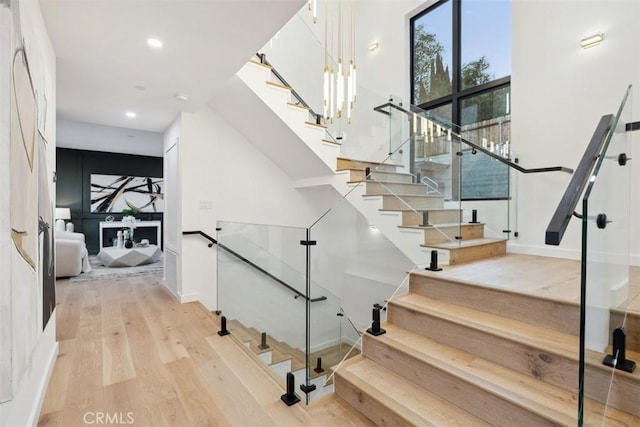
337,157,507,265
334,272,640,425
226,318,360,402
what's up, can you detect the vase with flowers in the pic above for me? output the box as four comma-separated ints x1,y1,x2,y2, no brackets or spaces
121,207,139,244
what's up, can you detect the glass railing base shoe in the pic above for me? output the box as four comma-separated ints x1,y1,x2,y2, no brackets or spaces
602,355,636,373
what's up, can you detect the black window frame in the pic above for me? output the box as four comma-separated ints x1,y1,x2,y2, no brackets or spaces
410,0,511,201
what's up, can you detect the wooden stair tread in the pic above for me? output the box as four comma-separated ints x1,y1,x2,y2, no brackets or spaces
305,121,327,129
286,102,310,110
379,208,460,212
266,81,291,91
227,320,294,365
399,223,485,230
422,237,506,249
337,355,490,426
322,139,342,146
390,293,578,358
370,324,638,426
366,181,428,188
247,59,272,69
363,193,443,198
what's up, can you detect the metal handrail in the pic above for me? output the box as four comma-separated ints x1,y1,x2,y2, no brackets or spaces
183,230,327,303
374,101,574,175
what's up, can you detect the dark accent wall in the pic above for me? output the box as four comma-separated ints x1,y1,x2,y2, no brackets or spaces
56,148,163,254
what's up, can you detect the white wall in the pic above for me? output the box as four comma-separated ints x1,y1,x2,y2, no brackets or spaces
511,0,640,262
162,117,181,299
57,118,163,157
177,107,329,310
0,0,58,424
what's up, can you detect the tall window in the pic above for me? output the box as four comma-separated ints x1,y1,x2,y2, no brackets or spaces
411,0,511,200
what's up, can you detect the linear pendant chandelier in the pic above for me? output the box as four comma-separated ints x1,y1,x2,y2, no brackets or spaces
309,0,356,124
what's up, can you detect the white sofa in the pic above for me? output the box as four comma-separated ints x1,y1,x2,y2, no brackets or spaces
55,230,91,278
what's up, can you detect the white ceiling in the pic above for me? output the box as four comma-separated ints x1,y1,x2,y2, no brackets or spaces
39,0,305,132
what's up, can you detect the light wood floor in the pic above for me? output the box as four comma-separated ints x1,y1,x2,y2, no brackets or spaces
38,275,373,427
38,254,640,426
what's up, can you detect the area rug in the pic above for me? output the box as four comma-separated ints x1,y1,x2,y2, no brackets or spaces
69,255,163,282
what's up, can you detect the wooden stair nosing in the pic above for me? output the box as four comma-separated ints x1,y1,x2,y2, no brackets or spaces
422,237,507,250
399,222,485,230
305,121,327,129
364,329,575,426
286,102,310,111
247,59,272,70
408,271,580,336
266,80,292,91
335,355,490,427
387,294,579,392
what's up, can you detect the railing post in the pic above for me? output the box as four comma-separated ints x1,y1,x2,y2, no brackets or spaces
218,316,230,336
280,372,301,406
603,327,636,373
314,357,325,373
469,209,479,224
366,307,386,336
258,332,270,350
425,250,442,272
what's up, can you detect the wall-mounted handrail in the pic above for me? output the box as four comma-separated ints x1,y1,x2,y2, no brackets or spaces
183,230,327,303
374,101,574,175
545,115,615,245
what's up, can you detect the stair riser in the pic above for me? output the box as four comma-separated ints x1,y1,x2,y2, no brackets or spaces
381,195,444,210
387,303,578,393
448,240,506,264
402,210,461,226
584,361,640,417
365,181,428,196
362,336,562,427
371,171,413,183
408,274,580,336
424,224,485,245
334,374,418,426
337,158,397,173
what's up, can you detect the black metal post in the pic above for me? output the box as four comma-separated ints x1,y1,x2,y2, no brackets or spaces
314,357,325,373
603,327,636,373
470,209,479,224
425,250,443,272
280,372,301,406
365,167,371,180
218,316,230,336
421,211,429,227
259,332,270,350
366,307,386,336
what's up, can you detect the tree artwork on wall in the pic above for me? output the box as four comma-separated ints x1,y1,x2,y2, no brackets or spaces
90,174,164,213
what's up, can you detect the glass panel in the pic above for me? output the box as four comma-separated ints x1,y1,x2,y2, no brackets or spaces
581,86,632,425
412,0,453,105
216,221,310,398
461,0,511,90
308,179,417,403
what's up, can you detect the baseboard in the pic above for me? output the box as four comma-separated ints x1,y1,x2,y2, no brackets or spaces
178,292,199,304
28,340,59,427
507,241,580,260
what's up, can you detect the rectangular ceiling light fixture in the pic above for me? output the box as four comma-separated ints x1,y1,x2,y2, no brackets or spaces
580,33,603,49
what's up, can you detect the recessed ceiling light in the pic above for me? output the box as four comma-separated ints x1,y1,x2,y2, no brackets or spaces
175,94,189,102
126,111,137,118
147,38,163,49
134,85,146,91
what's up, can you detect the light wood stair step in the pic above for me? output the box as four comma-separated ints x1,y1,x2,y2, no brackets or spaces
286,102,310,111
247,59,272,70
408,271,580,335
334,355,490,426
364,181,430,196
364,324,639,426
336,157,399,173
393,208,462,226
400,222,485,245
305,121,327,129
388,293,579,390
611,308,640,352
364,193,444,210
346,168,414,184
266,80,292,91
421,237,506,264
227,320,292,365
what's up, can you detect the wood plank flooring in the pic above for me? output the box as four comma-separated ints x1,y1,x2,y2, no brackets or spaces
38,275,373,427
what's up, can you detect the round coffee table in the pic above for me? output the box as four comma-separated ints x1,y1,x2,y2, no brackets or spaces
96,245,162,267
